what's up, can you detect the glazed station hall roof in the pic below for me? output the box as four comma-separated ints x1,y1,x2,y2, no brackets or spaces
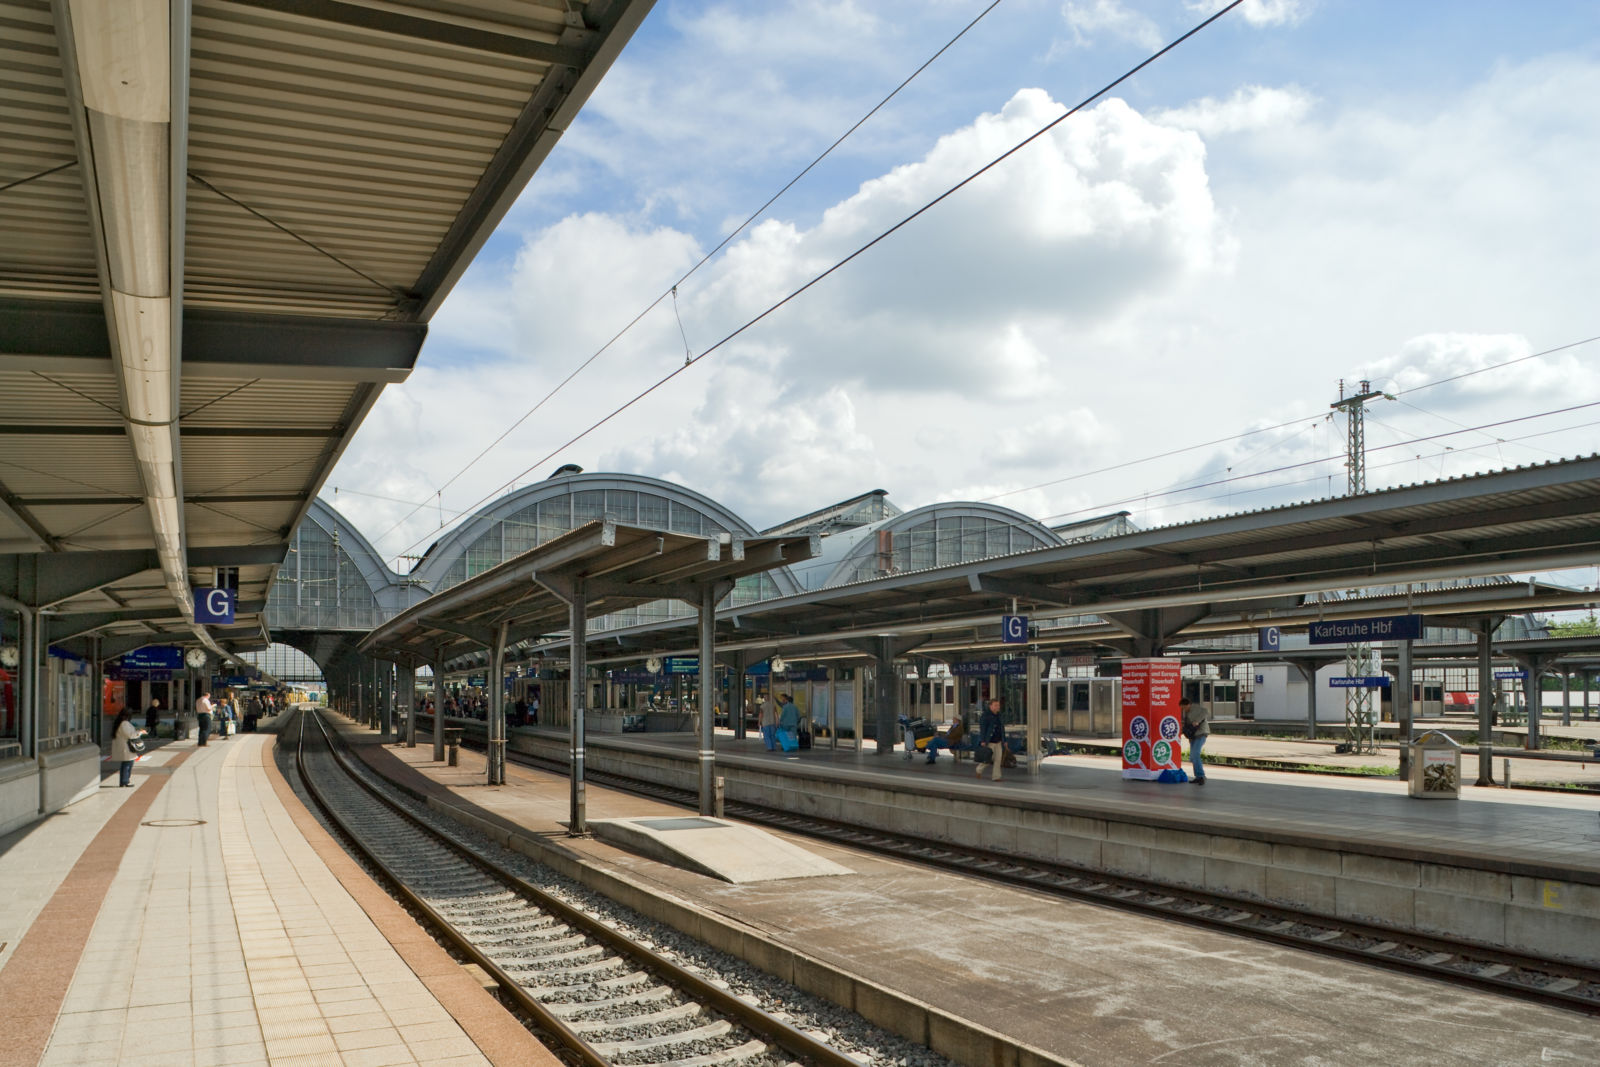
498,454,1600,669
358,520,819,665
0,0,651,659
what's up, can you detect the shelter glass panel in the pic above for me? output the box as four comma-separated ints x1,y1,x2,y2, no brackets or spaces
573,490,605,527
638,493,669,528
606,490,639,524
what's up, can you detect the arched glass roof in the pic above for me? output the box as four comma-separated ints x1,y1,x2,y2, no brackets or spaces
810,502,1064,590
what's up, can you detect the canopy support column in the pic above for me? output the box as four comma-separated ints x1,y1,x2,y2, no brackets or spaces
1025,651,1042,776
488,621,507,785
568,578,588,835
698,582,716,815
1475,620,1496,785
433,646,447,762
1395,638,1413,781
402,662,416,747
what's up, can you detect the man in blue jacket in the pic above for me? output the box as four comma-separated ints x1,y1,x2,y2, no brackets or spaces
976,698,1006,781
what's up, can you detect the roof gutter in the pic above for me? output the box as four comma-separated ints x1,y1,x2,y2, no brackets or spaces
53,0,194,619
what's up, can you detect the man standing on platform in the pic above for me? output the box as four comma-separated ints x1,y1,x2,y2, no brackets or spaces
195,690,214,747
977,698,1006,781
1181,697,1209,785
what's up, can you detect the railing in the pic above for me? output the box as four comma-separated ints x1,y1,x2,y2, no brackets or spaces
38,730,92,753
0,740,21,760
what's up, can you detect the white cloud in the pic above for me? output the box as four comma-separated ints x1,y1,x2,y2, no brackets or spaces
330,21,1600,564
693,89,1230,395
1359,333,1600,411
1155,85,1313,137
1061,0,1164,50
1187,0,1311,27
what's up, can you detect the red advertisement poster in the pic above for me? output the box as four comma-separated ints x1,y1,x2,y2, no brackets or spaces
1121,658,1184,781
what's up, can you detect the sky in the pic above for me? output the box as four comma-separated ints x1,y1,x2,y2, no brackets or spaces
323,0,1600,592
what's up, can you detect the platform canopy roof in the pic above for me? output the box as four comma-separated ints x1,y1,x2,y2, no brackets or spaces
0,0,650,660
358,520,820,665
495,455,1600,670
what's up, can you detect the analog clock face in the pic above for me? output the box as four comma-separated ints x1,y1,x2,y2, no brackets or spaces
185,648,207,669
0,645,18,669
645,657,662,673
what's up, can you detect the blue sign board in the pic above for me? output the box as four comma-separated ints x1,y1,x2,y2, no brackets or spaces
1328,676,1391,688
120,645,185,671
1001,615,1028,644
664,656,699,675
1308,614,1422,645
1258,625,1281,652
950,659,1027,677
1494,669,1528,680
194,587,236,625
221,675,251,687
610,668,663,685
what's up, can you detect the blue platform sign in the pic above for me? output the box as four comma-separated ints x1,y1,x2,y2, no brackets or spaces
1308,614,1422,645
950,659,1027,677
1001,615,1028,644
120,645,185,671
1259,625,1281,652
1329,676,1391,688
664,656,699,675
193,587,236,625
1494,669,1528,680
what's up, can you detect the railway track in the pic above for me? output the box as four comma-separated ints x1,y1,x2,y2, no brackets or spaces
419,719,1600,1018
291,710,943,1067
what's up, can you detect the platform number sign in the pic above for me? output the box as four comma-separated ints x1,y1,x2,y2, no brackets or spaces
1259,625,1281,652
194,587,236,625
1001,614,1028,644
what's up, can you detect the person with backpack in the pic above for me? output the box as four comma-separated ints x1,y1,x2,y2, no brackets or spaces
777,693,801,752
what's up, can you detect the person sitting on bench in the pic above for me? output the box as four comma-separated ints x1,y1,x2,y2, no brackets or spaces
922,717,968,764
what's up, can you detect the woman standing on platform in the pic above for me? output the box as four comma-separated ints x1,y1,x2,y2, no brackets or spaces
109,709,146,787
759,693,779,751
1181,697,1209,785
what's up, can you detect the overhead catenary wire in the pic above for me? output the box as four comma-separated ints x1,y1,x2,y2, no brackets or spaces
1034,397,1600,526
389,0,1248,562
371,0,1012,547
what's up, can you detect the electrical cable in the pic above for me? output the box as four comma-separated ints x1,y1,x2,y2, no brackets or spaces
372,0,1011,546
1035,398,1600,525
1394,333,1600,396
388,0,1248,561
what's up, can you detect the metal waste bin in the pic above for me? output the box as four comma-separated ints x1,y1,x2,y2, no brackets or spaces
1408,730,1461,798
444,727,463,767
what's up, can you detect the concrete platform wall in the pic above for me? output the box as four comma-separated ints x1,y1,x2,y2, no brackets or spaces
0,758,39,837
507,732,1600,968
39,744,101,813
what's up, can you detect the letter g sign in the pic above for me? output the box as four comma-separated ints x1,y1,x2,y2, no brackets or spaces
194,587,236,624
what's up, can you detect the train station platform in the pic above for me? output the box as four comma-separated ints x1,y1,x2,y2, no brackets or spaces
0,728,554,1067
333,716,1600,1065
411,716,1600,969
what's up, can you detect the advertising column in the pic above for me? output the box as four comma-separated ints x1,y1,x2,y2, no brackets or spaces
1121,658,1184,781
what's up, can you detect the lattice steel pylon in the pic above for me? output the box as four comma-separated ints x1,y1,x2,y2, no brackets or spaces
1331,379,1385,754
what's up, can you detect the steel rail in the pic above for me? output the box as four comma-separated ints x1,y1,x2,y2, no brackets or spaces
419,718,1600,1018
292,711,607,1067
304,710,866,1067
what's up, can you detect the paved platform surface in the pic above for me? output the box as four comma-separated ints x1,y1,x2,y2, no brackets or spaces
0,728,554,1067
1054,730,1600,786
564,726,1600,883
343,717,1600,1066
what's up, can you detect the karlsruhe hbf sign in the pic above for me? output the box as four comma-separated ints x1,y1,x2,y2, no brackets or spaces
1308,613,1422,644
